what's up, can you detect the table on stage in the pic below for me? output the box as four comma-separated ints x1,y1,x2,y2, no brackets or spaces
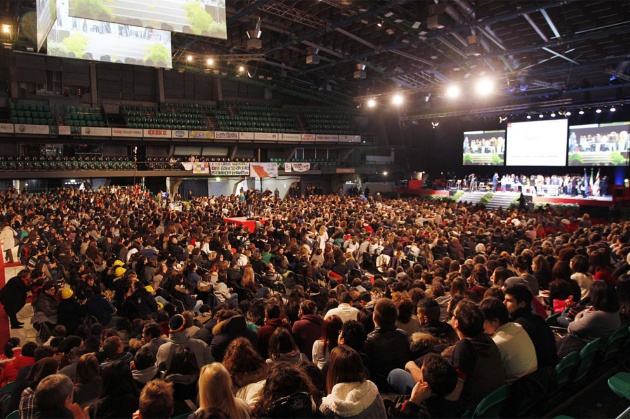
224,217,269,233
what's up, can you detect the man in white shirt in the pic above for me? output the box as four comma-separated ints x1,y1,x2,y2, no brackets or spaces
324,292,359,323
480,298,537,384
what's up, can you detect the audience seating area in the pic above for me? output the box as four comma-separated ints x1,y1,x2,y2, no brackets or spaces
303,108,355,134
123,104,208,130
214,101,300,133
9,102,54,125
64,106,106,127
0,156,134,171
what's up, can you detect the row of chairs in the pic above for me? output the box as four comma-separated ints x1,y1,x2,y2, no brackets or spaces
64,106,101,114
65,120,107,127
10,117,54,126
127,123,207,130
10,102,50,112
0,160,134,171
65,113,104,122
164,102,216,111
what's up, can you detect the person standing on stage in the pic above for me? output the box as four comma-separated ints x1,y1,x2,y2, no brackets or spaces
492,173,499,192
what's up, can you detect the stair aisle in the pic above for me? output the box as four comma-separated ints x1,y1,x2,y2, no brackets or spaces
486,192,520,210
456,191,488,205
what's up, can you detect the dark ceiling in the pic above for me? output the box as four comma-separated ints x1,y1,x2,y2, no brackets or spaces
5,0,630,115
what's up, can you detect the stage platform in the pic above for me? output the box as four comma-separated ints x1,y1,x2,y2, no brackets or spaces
224,216,269,233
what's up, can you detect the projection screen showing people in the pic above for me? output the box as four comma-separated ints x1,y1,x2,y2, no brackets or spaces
47,0,172,68
67,0,227,39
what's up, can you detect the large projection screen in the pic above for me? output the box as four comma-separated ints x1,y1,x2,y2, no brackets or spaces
47,0,172,68
506,119,568,166
68,0,227,39
568,122,629,166
463,129,505,165
37,0,57,52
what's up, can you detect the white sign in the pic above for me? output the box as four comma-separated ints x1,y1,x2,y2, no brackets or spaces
15,124,50,135
143,129,172,138
210,162,250,176
81,127,112,136
172,130,188,139
285,162,310,172
112,128,143,138
215,131,239,140
0,124,14,133
254,132,278,141
188,130,214,139
279,133,301,142
239,132,254,140
339,135,361,143
250,162,278,178
58,125,71,135
316,134,339,142
301,134,316,142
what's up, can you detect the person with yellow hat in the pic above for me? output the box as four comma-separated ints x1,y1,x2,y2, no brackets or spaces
57,286,85,335
127,281,158,319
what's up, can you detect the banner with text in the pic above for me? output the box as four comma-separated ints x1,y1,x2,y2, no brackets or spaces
284,162,310,173
239,132,255,140
339,135,361,143
210,162,250,176
250,162,278,178
301,134,316,142
58,126,71,136
189,131,215,139
254,132,278,141
81,127,112,137
15,124,50,135
215,131,239,140
112,128,143,138
316,134,339,142
279,133,301,142
144,129,172,138
0,124,14,133
193,162,210,174
172,130,188,139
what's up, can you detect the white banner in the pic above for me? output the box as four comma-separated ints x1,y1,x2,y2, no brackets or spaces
0,124,14,133
15,124,50,135
144,129,172,138
81,127,112,137
112,128,143,138
285,162,310,172
301,134,316,142
215,131,239,140
339,135,361,143
193,162,210,174
254,132,278,141
239,132,254,140
250,162,278,178
182,162,193,171
316,134,339,142
279,133,301,142
58,125,71,135
171,130,188,139
210,162,250,176
188,130,215,139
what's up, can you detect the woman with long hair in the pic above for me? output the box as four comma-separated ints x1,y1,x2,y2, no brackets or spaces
532,254,552,291
251,363,316,418
320,345,386,418
223,337,268,393
267,328,309,364
568,280,621,341
312,315,343,369
570,254,593,300
549,260,581,305
194,363,250,418
73,353,102,407
91,360,139,418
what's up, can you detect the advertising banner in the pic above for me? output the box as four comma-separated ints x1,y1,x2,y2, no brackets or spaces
210,162,250,176
249,162,278,178
15,124,50,135
279,133,301,142
316,134,339,142
0,124,14,133
215,131,239,140
192,162,210,174
188,130,214,139
285,162,310,173
172,130,188,139
181,162,193,171
301,134,316,142
144,129,172,138
339,135,361,143
239,132,254,140
336,168,355,174
254,132,278,141
81,127,112,136
58,125,71,135
112,128,143,138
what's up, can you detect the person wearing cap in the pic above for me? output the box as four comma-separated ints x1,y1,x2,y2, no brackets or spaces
155,314,214,370
57,288,85,336
126,282,158,320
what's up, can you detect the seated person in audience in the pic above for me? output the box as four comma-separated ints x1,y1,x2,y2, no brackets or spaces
134,379,174,419
567,280,621,341
324,292,359,323
504,284,558,369
34,374,86,419
480,298,538,384
410,298,459,358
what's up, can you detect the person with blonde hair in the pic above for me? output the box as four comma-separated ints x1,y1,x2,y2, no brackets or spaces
194,363,250,418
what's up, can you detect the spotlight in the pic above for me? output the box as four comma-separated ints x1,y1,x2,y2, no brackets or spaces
550,112,556,117
596,108,602,113
383,171,388,175
377,21,383,28
610,106,616,112
367,98,377,108
565,111,571,116
446,85,460,99
431,121,439,128
1,24,11,34
475,78,494,96
207,58,214,65
539,114,544,118
579,109,585,115
238,65,245,72
526,115,531,119
392,94,404,106
186,55,193,62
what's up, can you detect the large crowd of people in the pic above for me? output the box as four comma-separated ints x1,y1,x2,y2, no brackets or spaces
0,185,628,418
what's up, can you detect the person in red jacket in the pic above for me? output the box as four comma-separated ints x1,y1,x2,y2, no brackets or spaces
256,300,291,359
0,341,37,387
291,300,324,361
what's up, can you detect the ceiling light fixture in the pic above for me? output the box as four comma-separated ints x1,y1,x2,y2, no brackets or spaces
526,115,531,119
238,65,245,72
367,98,376,108
596,108,602,113
579,109,585,115
446,85,460,99
610,106,616,112
186,55,193,62
565,111,571,116
550,112,556,117
207,58,214,65
431,121,439,128
392,94,404,106
475,78,493,96
539,114,544,118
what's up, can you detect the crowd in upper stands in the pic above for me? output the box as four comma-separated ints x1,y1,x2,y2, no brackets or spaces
0,185,628,418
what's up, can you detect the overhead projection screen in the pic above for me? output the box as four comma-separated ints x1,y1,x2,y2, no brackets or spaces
506,119,568,166
47,0,172,68
37,0,57,51
67,0,227,39
462,129,505,165
568,122,629,166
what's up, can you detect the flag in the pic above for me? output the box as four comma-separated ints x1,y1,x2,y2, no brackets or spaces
584,169,589,197
594,169,601,196
590,168,594,196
